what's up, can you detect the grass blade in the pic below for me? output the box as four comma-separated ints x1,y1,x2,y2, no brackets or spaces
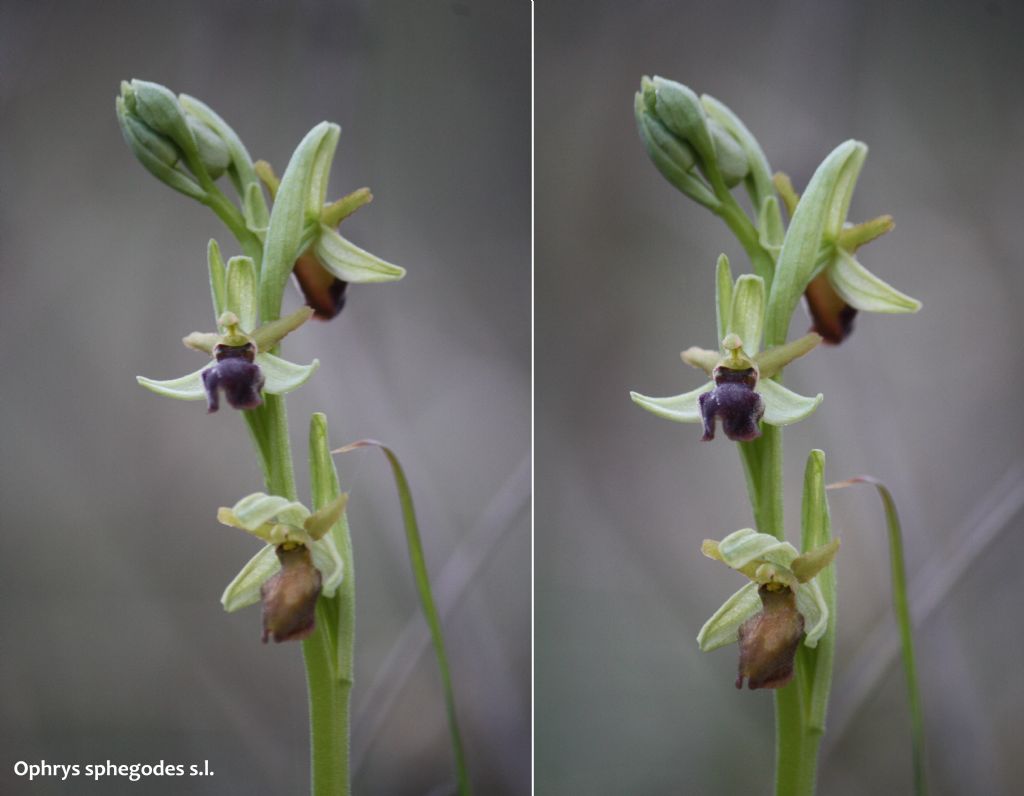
828,476,927,795
335,440,470,796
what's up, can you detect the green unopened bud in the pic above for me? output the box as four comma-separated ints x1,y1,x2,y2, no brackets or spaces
125,80,196,159
187,116,231,179
707,118,749,188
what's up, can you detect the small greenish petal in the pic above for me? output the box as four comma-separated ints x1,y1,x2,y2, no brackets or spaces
715,253,733,344
759,378,823,427
754,333,822,380
304,493,349,541
697,582,760,652
221,544,279,612
208,239,227,319
225,256,258,332
321,187,373,228
228,492,311,531
680,346,719,375
828,249,921,313
728,275,765,357
792,538,840,583
797,578,829,647
182,331,219,353
630,381,713,424
257,353,319,395
717,528,799,573
314,224,406,283
310,537,344,598
250,306,314,353
136,367,206,400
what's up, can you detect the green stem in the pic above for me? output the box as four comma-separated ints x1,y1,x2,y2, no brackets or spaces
303,605,351,796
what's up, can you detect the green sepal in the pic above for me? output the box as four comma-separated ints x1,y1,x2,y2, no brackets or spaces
797,578,829,647
766,140,867,347
261,122,340,323
136,367,206,400
715,254,733,345
758,195,784,258
697,581,760,652
828,248,922,313
314,224,406,283
754,333,821,379
221,543,278,612
759,378,823,426
728,274,765,357
629,382,713,424
243,182,270,240
225,256,258,332
257,353,319,395
208,239,227,319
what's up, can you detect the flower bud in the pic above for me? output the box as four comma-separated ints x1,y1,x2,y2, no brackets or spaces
698,366,764,442
201,343,264,412
260,545,323,643
736,585,805,690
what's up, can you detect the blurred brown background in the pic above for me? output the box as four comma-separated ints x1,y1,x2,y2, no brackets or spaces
536,1,1024,794
0,1,528,794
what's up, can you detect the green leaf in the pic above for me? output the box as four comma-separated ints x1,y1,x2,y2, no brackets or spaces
696,581,760,651
728,274,765,356
207,239,227,319
765,140,866,347
221,543,278,612
715,253,733,345
225,256,258,331
314,224,406,283
228,492,310,530
261,122,339,322
136,367,206,400
257,353,319,395
334,440,470,796
759,378,823,426
630,382,713,424
828,249,922,313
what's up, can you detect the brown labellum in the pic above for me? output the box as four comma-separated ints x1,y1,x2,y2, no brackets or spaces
805,273,856,345
293,249,347,320
260,544,322,643
735,585,805,690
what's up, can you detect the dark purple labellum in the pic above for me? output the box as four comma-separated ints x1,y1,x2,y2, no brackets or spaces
260,545,323,643
699,367,764,442
293,249,348,320
735,585,805,690
202,343,264,412
805,273,857,344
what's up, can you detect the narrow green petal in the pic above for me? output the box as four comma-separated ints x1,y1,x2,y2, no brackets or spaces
680,346,719,375
250,306,314,352
754,333,822,380
182,331,219,354
697,582,760,652
136,367,207,400
715,253,733,345
797,578,829,647
759,378,823,426
221,544,279,612
304,493,349,541
630,382,713,423
314,224,406,283
229,492,310,531
256,352,319,395
225,256,258,332
728,274,765,356
311,537,345,598
828,249,922,313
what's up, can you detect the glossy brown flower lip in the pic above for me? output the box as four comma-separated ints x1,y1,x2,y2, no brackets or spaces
736,585,805,690
804,273,857,345
293,249,348,320
260,545,323,643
